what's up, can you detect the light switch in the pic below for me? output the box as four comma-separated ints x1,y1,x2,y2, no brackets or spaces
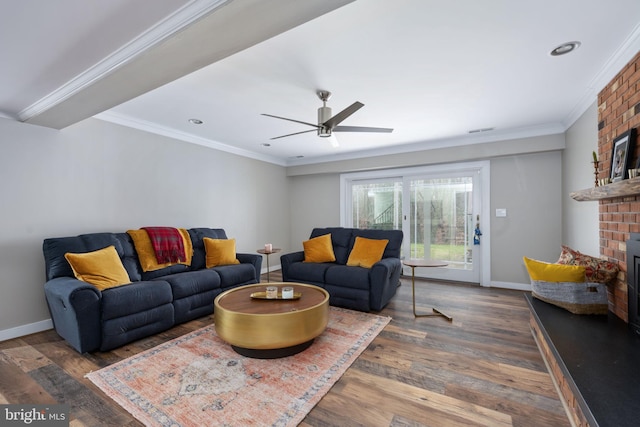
496,208,507,217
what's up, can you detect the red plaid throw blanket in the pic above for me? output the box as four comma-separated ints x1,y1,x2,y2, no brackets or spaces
142,227,186,264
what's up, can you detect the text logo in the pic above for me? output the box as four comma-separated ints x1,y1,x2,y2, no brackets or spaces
1,405,68,426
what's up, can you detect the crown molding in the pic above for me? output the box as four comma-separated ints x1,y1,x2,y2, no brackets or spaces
95,111,287,166
18,0,231,122
284,122,566,167
96,111,564,168
562,22,640,129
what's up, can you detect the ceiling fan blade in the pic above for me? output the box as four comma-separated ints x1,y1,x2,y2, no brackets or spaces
334,125,394,133
261,113,319,129
269,129,317,140
323,101,364,129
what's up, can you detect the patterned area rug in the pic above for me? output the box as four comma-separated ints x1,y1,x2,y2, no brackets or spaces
86,307,390,426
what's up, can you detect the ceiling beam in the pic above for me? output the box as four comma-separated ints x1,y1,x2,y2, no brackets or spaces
24,0,355,129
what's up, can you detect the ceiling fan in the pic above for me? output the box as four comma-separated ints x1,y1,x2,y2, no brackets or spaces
261,90,393,146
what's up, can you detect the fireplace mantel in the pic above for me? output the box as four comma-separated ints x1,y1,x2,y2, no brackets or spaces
570,176,640,201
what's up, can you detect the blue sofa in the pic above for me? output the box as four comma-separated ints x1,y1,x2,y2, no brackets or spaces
43,228,261,353
280,227,403,312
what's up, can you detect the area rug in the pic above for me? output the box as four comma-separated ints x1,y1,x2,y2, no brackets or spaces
86,307,390,426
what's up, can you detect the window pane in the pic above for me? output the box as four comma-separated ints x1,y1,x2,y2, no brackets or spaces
351,181,402,230
409,177,473,268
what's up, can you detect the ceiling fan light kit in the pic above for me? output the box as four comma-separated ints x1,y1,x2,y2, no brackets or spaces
317,93,332,137
262,90,393,146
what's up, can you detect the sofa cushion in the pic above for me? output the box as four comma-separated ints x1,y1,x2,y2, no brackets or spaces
523,257,586,283
188,228,229,270
285,261,333,284
325,265,371,290
204,237,240,267
101,304,174,352
347,237,389,268
213,263,257,288
353,229,403,259
101,281,173,321
117,233,143,282
64,246,131,291
323,283,370,312
156,269,221,300
310,227,353,264
172,290,218,324
44,233,128,280
303,233,336,263
127,228,193,272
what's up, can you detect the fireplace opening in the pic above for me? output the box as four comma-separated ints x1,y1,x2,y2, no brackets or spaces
626,233,640,334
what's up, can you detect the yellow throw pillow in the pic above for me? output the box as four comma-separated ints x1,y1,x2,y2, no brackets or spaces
523,257,586,283
127,228,193,272
64,246,131,291
347,236,389,268
303,234,336,263
204,238,240,268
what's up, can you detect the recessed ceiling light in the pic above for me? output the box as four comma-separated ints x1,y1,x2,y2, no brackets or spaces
188,118,203,125
550,41,581,56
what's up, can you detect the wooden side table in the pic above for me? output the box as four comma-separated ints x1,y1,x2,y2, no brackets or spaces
402,259,452,321
256,248,281,282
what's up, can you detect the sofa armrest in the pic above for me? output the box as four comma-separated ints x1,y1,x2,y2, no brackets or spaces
280,251,305,282
44,277,102,353
369,258,403,311
236,253,263,281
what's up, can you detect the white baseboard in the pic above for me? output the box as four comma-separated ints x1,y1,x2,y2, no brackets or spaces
261,264,282,276
490,281,532,291
0,319,53,342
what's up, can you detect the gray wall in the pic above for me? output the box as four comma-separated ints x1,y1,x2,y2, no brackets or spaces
0,117,291,337
288,174,341,252
563,102,600,254
490,151,562,283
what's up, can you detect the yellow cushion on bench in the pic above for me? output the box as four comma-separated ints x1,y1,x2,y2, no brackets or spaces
523,257,586,283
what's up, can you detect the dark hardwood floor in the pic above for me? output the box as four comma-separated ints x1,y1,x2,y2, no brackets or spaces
0,271,570,426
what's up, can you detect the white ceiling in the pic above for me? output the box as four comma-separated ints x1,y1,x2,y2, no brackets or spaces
3,0,640,166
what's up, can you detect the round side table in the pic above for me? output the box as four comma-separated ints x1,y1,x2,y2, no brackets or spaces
402,259,452,321
257,248,281,282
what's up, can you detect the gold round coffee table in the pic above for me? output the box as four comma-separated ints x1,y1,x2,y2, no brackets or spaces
214,282,329,358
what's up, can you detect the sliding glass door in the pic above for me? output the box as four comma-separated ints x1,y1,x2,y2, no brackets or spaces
405,172,480,283
341,162,489,285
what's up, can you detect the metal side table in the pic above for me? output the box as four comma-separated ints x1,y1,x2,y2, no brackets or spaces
402,259,452,321
256,248,281,282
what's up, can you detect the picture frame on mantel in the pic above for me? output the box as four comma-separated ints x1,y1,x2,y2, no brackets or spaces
610,128,636,182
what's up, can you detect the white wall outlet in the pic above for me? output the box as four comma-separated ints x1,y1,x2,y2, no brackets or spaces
496,208,507,217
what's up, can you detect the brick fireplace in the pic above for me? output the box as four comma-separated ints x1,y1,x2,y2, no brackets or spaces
597,50,640,322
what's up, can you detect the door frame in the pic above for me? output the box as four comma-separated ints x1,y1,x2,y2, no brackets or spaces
340,161,491,287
